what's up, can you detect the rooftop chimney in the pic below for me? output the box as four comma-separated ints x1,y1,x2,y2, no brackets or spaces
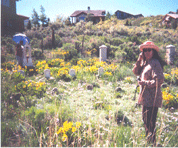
88,6,90,13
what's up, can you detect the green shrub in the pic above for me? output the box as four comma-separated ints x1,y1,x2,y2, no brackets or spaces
24,106,47,135
111,38,123,46
30,38,41,48
115,110,131,126
11,71,25,83
2,61,15,70
61,43,78,61
1,121,18,146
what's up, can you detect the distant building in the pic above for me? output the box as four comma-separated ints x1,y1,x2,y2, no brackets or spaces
168,11,176,14
1,0,29,36
115,10,143,20
161,13,178,27
70,7,106,24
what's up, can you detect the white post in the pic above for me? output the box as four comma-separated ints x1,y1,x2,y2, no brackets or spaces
98,67,104,76
166,45,175,65
44,69,50,79
99,45,107,62
69,69,75,77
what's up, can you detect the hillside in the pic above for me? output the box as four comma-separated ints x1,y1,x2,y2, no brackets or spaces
2,15,178,64
1,15,178,147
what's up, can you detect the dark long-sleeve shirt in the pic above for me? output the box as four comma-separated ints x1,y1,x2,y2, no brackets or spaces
133,58,164,107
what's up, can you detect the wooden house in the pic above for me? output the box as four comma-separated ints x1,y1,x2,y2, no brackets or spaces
115,10,143,20
1,0,29,36
161,13,178,27
70,7,106,24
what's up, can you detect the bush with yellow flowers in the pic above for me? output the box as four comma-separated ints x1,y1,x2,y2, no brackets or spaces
15,80,46,98
164,68,178,85
56,67,72,81
11,70,25,83
23,66,37,76
124,77,133,84
35,60,49,74
171,67,178,84
51,49,69,59
77,59,88,67
1,61,15,70
47,58,64,67
57,121,81,145
162,87,178,108
1,68,11,78
164,73,172,84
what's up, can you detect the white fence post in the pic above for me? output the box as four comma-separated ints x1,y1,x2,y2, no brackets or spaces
99,45,107,62
44,69,50,79
166,45,175,65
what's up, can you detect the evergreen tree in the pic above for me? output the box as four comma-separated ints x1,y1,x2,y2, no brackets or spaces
52,28,55,49
27,20,31,30
40,5,48,27
176,9,178,14
65,17,71,26
32,9,40,27
105,12,111,20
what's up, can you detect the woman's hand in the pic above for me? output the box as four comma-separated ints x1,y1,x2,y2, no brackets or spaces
138,80,145,86
137,52,143,62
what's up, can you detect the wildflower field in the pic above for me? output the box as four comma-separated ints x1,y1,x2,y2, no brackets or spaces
1,56,178,147
1,15,178,147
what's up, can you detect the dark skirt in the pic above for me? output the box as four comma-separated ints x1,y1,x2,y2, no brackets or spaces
142,105,158,144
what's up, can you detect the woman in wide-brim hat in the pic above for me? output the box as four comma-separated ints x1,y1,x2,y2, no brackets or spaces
132,41,165,145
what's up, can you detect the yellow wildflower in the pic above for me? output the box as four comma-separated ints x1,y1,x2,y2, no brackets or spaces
28,83,32,87
104,72,112,76
72,127,76,133
76,121,81,128
164,73,170,77
62,134,68,142
57,127,63,134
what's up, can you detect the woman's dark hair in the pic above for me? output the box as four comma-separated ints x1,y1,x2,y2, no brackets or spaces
152,49,166,69
16,44,20,48
142,48,166,69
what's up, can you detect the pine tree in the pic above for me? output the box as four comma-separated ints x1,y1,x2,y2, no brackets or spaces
27,20,31,30
40,5,48,27
105,12,111,20
65,17,71,26
31,9,40,27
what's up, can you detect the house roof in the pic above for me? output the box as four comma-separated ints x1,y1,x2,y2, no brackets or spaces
17,14,29,19
115,10,143,18
168,11,176,14
167,14,178,19
70,10,105,17
162,14,178,22
115,10,134,16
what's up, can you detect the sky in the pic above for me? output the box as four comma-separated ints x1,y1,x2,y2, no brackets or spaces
16,0,178,22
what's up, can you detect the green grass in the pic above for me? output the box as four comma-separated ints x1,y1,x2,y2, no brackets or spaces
3,67,178,146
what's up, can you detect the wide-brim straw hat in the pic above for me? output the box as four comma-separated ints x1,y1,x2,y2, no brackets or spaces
139,41,159,52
